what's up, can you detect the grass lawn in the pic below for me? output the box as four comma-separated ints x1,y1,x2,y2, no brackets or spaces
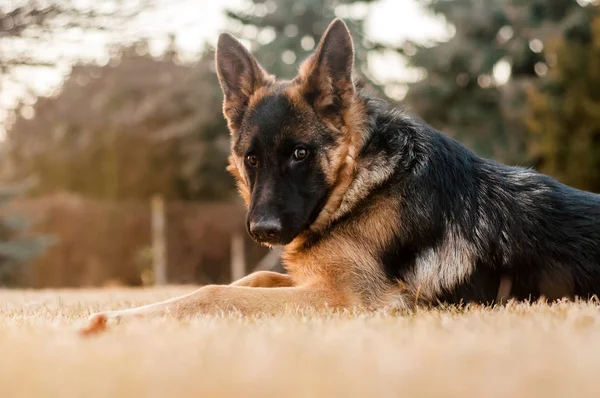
0,287,598,397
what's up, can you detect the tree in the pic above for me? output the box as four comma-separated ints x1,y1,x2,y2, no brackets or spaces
5,40,235,201
0,0,158,138
0,180,50,285
526,7,600,192
0,1,154,84
226,0,382,89
402,0,590,163
129,43,237,200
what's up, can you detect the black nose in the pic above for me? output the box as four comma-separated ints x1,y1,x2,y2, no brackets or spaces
249,218,282,242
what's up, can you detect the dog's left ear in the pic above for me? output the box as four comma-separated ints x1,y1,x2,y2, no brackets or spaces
296,19,355,123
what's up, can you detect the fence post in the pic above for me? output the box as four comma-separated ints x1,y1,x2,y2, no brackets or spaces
151,194,167,286
230,232,245,282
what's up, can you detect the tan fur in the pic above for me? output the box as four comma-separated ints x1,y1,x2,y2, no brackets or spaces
247,85,273,110
283,194,404,310
80,271,347,336
229,270,294,287
336,153,398,217
226,155,250,208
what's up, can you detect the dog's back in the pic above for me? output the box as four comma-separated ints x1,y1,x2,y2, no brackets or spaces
333,104,600,305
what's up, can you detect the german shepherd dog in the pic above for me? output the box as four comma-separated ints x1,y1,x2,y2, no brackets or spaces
82,19,600,334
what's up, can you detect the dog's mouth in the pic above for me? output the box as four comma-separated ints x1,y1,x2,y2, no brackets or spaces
246,200,326,247
248,230,296,247
246,219,298,247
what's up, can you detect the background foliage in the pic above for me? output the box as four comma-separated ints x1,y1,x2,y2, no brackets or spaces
1,0,599,287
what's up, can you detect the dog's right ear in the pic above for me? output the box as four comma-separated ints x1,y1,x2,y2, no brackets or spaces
216,33,273,132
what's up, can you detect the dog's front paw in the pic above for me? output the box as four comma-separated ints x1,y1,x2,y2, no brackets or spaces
79,312,112,337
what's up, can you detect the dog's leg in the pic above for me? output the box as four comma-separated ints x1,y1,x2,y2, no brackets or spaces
229,271,293,287
80,281,342,336
80,271,294,336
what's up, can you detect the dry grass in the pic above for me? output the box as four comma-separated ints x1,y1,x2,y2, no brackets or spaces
1,287,599,398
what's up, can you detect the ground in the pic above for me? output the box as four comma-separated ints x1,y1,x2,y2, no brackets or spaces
1,287,599,397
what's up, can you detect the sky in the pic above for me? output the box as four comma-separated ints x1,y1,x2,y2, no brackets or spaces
0,0,452,137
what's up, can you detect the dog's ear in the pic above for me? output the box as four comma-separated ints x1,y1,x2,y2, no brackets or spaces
216,33,273,132
296,19,355,123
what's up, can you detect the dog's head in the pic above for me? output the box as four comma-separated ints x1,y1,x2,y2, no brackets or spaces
215,19,365,246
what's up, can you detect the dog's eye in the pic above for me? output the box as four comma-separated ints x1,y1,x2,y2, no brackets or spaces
292,147,308,162
246,154,258,166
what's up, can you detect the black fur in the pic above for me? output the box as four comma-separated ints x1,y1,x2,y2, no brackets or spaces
237,93,334,245
330,93,600,303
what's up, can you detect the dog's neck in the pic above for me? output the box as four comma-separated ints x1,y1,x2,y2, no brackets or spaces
286,95,400,252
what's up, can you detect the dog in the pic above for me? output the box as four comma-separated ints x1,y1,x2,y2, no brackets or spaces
81,18,600,335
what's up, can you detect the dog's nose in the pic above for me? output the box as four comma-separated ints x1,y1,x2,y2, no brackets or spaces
249,218,282,242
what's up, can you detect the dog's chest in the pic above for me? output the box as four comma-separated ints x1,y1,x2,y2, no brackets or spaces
284,243,391,306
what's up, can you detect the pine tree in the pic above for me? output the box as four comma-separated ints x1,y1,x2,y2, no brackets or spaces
226,0,380,86
526,7,600,192
403,0,589,163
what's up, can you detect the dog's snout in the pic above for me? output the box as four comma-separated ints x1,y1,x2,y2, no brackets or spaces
249,218,282,243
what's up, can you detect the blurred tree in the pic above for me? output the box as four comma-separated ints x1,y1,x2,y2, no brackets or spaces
5,40,234,201
0,0,160,154
0,180,50,285
226,0,383,89
131,43,236,200
402,0,591,163
526,8,600,192
0,0,153,86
